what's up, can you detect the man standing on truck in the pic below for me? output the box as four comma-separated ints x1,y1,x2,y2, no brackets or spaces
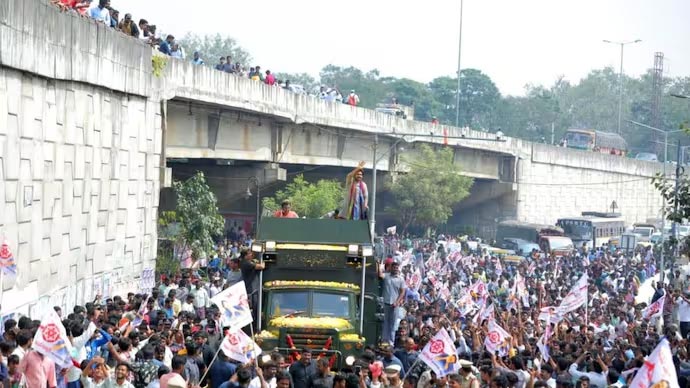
378,260,406,345
273,200,299,218
240,248,266,324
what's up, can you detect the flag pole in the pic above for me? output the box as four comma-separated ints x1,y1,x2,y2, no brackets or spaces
199,335,225,383
249,322,260,369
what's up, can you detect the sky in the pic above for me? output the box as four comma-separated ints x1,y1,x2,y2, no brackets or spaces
113,0,690,96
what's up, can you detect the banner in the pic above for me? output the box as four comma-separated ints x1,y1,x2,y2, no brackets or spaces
418,328,459,377
642,295,665,321
537,318,553,362
558,274,588,314
0,241,17,281
211,281,253,330
220,328,262,364
484,319,511,357
538,306,564,323
33,310,74,369
628,338,679,388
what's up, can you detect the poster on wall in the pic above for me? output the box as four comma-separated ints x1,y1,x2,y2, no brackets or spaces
0,240,18,285
102,274,111,299
83,278,92,304
73,280,84,306
140,268,155,294
92,276,102,300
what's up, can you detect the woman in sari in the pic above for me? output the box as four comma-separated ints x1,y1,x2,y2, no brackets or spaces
344,161,369,220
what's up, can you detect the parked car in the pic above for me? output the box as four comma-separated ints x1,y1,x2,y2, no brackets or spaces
635,152,659,162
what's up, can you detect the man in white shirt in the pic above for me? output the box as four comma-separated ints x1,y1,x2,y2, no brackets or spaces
249,360,278,388
11,330,32,360
677,291,690,338
88,0,111,24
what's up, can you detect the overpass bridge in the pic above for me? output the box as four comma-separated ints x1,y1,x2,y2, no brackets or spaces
160,58,664,236
0,0,665,316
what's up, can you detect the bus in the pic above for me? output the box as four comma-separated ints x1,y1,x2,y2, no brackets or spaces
563,129,628,156
556,215,626,249
496,220,573,256
496,220,564,244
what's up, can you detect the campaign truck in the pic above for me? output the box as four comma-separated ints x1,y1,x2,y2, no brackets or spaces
251,218,381,369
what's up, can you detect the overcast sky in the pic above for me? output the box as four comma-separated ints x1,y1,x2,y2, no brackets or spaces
114,0,690,96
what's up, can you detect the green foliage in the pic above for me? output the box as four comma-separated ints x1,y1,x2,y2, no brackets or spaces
262,174,343,219
177,33,252,66
171,172,224,260
151,55,168,77
387,144,474,232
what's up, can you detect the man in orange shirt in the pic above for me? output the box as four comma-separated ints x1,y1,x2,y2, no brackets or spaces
273,200,298,218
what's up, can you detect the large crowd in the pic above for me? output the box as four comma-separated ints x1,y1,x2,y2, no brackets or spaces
1,228,687,388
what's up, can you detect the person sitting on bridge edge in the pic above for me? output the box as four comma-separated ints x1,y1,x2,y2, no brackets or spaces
273,200,299,218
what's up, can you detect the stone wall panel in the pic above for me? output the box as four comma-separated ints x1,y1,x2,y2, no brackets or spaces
0,67,159,314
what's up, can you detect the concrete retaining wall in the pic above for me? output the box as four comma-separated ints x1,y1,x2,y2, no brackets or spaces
0,0,160,317
517,145,664,226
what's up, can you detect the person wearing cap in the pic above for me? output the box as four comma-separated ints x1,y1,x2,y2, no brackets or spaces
455,360,479,388
289,348,316,388
378,259,406,345
274,200,299,218
378,343,405,376
382,364,402,388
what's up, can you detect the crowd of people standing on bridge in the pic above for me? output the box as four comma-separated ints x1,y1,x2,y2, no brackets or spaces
48,0,363,108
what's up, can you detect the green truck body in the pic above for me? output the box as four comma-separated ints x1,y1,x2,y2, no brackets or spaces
252,218,381,369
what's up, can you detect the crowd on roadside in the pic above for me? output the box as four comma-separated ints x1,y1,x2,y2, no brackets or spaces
2,225,687,388
369,234,689,388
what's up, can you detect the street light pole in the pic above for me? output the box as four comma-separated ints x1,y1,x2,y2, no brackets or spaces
455,0,464,128
627,120,685,283
247,176,262,329
371,134,378,238
603,39,641,134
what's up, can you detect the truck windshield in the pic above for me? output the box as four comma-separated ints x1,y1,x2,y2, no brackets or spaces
313,292,351,318
269,291,308,318
269,291,352,319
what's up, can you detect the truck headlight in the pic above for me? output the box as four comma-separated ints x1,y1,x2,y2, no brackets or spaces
345,356,356,366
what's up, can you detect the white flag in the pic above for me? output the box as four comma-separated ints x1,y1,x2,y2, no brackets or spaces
538,306,564,323
628,338,679,388
33,310,74,369
418,328,460,377
558,274,588,314
211,281,253,330
220,329,262,364
642,295,665,320
484,319,511,357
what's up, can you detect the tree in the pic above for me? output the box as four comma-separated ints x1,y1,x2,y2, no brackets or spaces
387,144,474,232
177,33,252,66
428,69,501,130
168,172,225,263
262,174,343,219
